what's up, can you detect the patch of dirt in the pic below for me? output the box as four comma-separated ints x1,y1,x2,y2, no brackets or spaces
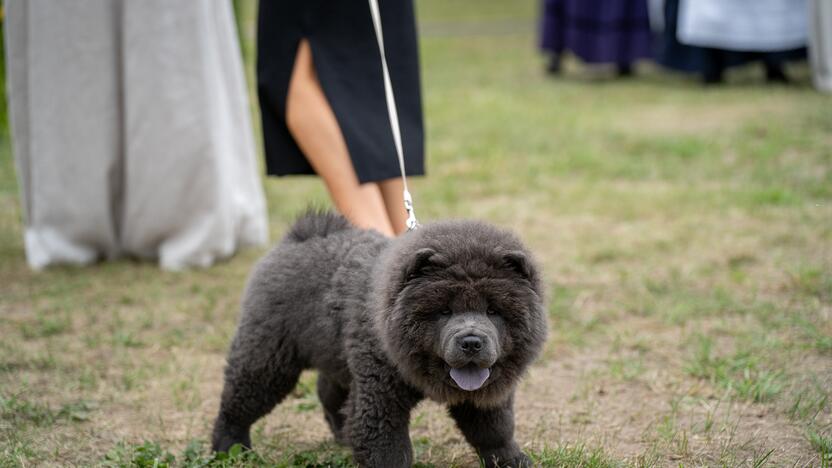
609,100,794,137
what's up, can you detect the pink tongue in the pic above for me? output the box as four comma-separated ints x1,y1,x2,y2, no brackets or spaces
450,366,491,391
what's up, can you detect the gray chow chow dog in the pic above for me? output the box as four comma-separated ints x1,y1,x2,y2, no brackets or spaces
212,211,547,467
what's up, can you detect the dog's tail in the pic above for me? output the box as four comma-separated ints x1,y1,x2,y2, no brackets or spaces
285,209,352,243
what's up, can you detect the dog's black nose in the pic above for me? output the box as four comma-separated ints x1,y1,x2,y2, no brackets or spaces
458,335,483,354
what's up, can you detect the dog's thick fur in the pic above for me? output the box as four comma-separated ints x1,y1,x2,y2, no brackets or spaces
212,211,547,467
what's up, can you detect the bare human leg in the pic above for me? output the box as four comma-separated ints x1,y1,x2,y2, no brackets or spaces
377,178,409,235
285,39,395,236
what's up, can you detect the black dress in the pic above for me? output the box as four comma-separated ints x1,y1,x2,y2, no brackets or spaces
257,0,425,183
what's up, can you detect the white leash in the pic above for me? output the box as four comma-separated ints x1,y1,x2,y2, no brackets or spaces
367,0,420,231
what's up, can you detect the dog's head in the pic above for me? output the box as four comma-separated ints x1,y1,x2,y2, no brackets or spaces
373,221,547,407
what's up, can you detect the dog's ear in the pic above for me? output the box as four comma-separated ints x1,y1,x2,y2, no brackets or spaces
405,248,444,281
502,250,534,281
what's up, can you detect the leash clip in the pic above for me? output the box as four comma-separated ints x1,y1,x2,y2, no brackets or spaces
403,189,419,231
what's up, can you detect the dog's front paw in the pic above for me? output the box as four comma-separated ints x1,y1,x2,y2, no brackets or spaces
482,450,533,468
508,452,534,468
211,418,251,453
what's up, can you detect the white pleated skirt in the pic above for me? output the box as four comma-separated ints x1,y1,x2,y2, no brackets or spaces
4,0,268,270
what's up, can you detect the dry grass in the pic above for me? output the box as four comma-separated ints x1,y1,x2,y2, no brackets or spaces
2,0,831,466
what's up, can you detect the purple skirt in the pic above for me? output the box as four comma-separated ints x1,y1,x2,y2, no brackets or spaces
540,0,652,64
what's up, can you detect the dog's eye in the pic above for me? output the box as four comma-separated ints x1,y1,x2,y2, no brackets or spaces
487,309,498,316
440,310,451,316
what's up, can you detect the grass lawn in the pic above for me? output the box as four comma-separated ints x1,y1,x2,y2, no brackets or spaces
2,1,831,466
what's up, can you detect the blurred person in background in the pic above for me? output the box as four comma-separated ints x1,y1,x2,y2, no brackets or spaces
653,0,808,84
256,1,425,237
540,0,653,76
809,0,832,93
4,1,267,270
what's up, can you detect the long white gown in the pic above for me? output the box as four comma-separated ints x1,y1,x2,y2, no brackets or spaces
677,0,808,52
4,0,268,270
809,0,832,93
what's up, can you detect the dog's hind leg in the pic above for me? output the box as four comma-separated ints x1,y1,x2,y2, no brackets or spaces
211,329,303,452
317,373,349,444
